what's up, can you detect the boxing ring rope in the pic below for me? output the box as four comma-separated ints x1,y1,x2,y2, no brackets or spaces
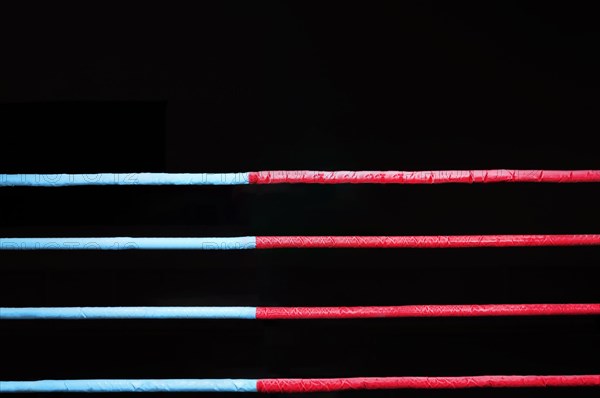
2,304,600,320
1,170,599,393
2,375,599,393
1,169,600,186
1,234,600,250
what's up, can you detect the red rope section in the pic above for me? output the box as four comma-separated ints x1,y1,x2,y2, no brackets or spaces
257,375,600,393
249,170,600,184
255,235,600,249
256,304,600,319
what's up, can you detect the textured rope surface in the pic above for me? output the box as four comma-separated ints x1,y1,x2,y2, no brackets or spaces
2,170,600,186
257,375,600,393
255,235,600,249
3,376,599,393
0,173,249,186
0,379,257,393
3,235,598,250
0,307,257,320
4,304,598,320
250,170,600,184
0,237,256,250
256,304,600,319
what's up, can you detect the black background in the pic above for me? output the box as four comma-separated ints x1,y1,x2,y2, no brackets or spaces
1,2,599,397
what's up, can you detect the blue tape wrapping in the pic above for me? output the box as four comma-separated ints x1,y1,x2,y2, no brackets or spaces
0,237,256,250
0,173,249,186
0,307,257,320
0,379,258,393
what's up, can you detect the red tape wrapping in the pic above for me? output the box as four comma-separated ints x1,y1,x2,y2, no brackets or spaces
255,235,600,249
249,170,600,184
256,304,600,319
257,375,600,393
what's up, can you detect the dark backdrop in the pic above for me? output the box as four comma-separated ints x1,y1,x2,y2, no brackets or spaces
1,3,599,398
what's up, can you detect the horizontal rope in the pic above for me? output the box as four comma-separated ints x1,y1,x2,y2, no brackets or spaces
1,170,599,186
0,307,256,320
257,375,600,392
0,237,256,250
0,173,249,186
2,304,599,320
1,235,599,250
255,235,600,248
256,304,600,319
250,170,600,184
0,379,257,393
3,375,599,393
